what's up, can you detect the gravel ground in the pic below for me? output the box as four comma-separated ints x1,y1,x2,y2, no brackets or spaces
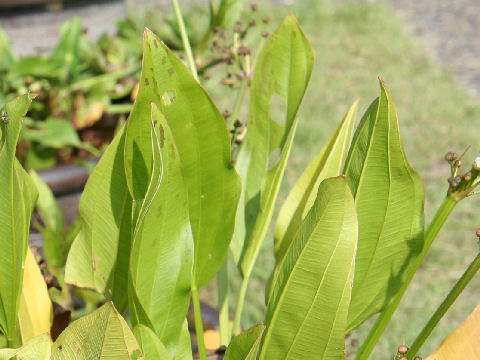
385,0,480,98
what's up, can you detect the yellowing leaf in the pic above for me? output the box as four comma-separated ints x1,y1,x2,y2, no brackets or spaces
18,247,53,343
426,303,480,360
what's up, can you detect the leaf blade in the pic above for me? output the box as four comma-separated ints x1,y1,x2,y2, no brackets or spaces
274,99,358,262
344,80,424,331
260,177,357,359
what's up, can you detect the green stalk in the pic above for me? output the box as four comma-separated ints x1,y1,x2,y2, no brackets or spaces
407,251,480,359
229,77,249,129
218,260,230,345
191,285,207,360
172,0,199,81
106,103,133,114
356,195,458,360
232,276,249,336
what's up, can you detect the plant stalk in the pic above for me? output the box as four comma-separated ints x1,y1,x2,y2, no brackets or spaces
356,195,458,360
191,286,207,360
232,276,249,337
218,260,230,345
171,0,199,81
407,250,480,359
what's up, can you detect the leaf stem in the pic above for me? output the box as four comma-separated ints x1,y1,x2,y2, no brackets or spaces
191,286,207,360
232,276,249,337
407,250,480,359
218,260,230,345
356,195,458,360
171,0,199,81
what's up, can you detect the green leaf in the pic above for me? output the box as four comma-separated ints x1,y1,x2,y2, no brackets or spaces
225,324,265,360
30,171,68,268
274,99,358,263
260,177,357,359
128,104,193,353
124,29,240,288
51,302,143,360
0,94,38,344
134,325,172,360
175,320,193,360
22,118,81,149
344,79,424,331
0,334,51,360
232,15,314,280
51,17,81,79
65,126,133,314
0,26,16,70
215,0,245,29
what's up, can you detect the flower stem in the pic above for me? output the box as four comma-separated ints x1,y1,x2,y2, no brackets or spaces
356,195,458,359
171,0,198,81
232,276,249,336
407,250,480,359
218,260,230,345
191,285,207,360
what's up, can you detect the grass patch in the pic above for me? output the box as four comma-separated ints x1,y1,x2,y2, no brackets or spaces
197,1,480,358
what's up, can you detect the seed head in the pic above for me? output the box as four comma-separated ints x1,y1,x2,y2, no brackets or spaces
398,345,409,354
473,157,480,171
235,20,242,26
234,26,242,34
249,19,257,26
234,119,243,128
262,16,270,24
214,26,221,33
445,152,457,162
476,228,480,238
464,172,472,181
413,357,422,360
453,159,462,168
223,110,231,118
261,31,269,38
251,4,258,11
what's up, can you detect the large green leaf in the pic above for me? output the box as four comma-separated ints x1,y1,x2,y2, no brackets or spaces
65,126,133,313
260,177,357,359
134,325,172,360
274,99,358,262
51,302,143,360
124,29,240,287
225,324,265,360
0,334,51,360
344,79,424,331
175,320,193,360
128,104,193,353
0,94,38,343
232,15,314,280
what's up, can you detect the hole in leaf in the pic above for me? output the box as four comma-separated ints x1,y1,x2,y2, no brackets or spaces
268,147,281,171
269,93,287,125
161,89,176,106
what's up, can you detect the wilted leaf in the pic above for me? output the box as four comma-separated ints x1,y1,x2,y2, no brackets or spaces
260,177,357,359
426,303,480,360
232,14,314,283
344,80,424,331
51,302,143,360
0,94,38,343
274,99,358,262
225,324,265,360
18,247,53,343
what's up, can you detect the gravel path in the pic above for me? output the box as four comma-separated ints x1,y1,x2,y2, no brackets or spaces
385,0,480,98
